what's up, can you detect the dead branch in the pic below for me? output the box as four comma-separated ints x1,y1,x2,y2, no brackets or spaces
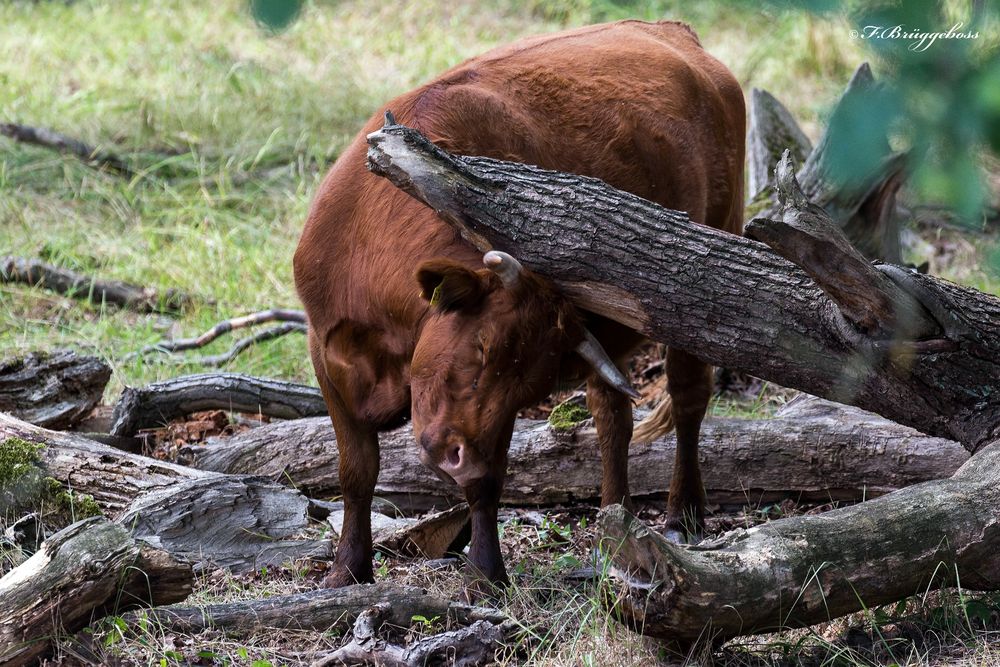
0,350,110,429
0,516,192,666
126,308,307,360
194,321,308,367
1,255,195,314
109,372,326,437
0,122,135,177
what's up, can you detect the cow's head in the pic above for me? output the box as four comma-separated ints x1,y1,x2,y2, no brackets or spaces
410,250,637,487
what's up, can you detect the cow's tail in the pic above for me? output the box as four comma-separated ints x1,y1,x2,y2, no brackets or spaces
630,395,675,444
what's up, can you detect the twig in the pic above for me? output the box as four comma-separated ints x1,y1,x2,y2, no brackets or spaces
1,255,195,314
1,122,135,177
126,308,307,360
195,322,308,367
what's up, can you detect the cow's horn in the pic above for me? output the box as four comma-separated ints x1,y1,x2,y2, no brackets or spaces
576,330,641,399
483,251,522,288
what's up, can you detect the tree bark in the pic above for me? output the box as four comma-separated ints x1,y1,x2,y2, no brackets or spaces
0,414,326,573
0,122,135,177
187,398,967,511
0,516,192,666
0,350,110,429
365,120,1000,452
109,373,327,437
1,255,194,314
126,582,506,634
597,436,1000,644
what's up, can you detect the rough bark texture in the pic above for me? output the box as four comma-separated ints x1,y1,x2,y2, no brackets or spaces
0,350,110,429
0,414,325,572
597,436,1000,644
128,582,507,634
118,476,331,572
1,255,192,314
0,516,192,666
187,398,967,511
109,373,327,436
365,119,1000,452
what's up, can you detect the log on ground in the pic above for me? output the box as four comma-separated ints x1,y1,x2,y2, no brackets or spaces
0,516,192,666
597,435,1000,645
109,372,327,437
0,414,328,572
188,397,967,510
0,350,110,429
1,255,194,314
126,581,507,634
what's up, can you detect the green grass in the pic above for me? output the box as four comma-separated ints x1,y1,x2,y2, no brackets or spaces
0,0,872,400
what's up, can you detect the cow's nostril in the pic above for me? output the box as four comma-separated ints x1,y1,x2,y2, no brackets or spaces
447,445,461,467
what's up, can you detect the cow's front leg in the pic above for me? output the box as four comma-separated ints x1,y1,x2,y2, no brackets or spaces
461,472,508,602
325,419,379,587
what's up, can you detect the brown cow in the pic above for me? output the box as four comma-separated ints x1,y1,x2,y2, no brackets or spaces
294,19,745,596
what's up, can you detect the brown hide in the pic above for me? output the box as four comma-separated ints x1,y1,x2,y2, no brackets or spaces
293,19,745,590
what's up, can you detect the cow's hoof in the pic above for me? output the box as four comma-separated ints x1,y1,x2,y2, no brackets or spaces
662,522,703,545
321,566,373,589
461,575,508,604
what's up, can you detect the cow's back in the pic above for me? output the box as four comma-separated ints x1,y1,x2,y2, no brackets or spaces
295,20,744,419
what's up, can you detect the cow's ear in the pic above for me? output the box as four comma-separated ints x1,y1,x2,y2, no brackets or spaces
416,259,490,312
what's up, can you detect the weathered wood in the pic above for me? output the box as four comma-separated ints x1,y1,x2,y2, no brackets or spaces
0,350,110,429
745,87,812,201
119,476,331,572
0,414,327,573
127,582,507,634
1,255,193,314
189,398,967,510
109,373,327,437
0,516,193,666
311,603,510,667
597,435,1000,644
126,308,307,361
365,119,1000,452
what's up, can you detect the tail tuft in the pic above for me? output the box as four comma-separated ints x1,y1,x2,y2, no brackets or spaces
631,395,675,444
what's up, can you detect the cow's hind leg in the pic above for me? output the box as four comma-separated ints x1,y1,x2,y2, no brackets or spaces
310,336,379,588
664,347,712,541
587,371,634,509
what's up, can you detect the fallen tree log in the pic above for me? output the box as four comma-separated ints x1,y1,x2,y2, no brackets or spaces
0,516,193,666
745,87,812,202
365,120,1000,452
109,372,327,437
598,438,1000,644
1,255,194,314
0,350,110,429
127,581,507,634
0,414,328,572
188,398,967,510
